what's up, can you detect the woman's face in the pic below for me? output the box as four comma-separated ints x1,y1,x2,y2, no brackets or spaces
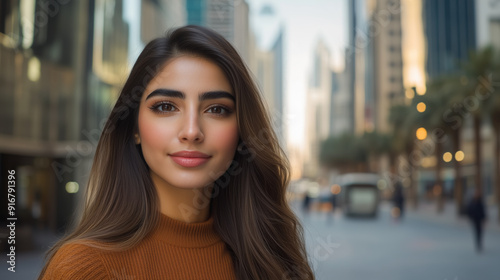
137,55,239,190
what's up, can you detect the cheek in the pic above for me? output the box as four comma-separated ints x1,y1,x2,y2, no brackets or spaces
138,111,175,153
210,122,239,155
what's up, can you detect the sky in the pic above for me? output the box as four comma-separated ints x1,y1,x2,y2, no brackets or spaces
247,0,348,147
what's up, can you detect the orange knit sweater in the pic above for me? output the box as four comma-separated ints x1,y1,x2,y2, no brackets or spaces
41,213,236,279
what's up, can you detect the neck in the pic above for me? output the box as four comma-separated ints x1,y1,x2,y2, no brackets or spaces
151,172,213,224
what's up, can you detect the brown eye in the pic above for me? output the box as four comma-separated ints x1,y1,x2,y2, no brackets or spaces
207,106,231,116
150,102,177,114
159,104,175,112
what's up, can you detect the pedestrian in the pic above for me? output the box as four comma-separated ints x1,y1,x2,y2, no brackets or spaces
325,191,338,226
302,190,312,213
466,193,487,252
392,181,405,221
38,26,314,280
330,191,337,213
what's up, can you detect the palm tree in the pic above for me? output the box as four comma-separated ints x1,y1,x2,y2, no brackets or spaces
319,134,368,173
388,104,419,208
460,46,496,198
431,75,468,215
362,131,393,172
482,53,500,222
411,81,451,213
488,89,500,222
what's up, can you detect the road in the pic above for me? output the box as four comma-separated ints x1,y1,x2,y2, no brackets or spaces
1,202,499,280
295,202,500,280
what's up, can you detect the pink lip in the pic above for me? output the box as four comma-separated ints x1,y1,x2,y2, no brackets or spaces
169,151,211,167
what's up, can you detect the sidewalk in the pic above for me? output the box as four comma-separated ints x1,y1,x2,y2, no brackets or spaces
403,200,500,233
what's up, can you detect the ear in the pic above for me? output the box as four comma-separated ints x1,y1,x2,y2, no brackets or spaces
134,133,141,145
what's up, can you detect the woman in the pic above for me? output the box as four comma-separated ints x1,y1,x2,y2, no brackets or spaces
39,25,314,280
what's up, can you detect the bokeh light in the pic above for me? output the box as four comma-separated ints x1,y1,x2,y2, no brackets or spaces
65,182,79,194
405,88,415,99
330,184,342,195
416,102,426,112
27,56,41,82
416,127,427,140
455,150,465,162
443,152,452,162
421,156,437,168
377,179,387,190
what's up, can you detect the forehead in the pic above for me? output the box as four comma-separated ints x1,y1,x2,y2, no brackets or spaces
143,55,232,97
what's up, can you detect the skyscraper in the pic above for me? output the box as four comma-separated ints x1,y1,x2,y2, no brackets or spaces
186,0,251,61
0,0,186,237
475,0,500,49
346,0,402,134
371,0,405,133
303,40,333,178
423,0,476,79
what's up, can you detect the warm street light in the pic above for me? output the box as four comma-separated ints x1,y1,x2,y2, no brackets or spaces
416,127,427,140
443,152,453,162
417,102,426,112
455,150,465,162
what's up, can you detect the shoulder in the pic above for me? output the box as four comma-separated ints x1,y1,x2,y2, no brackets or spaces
42,242,110,280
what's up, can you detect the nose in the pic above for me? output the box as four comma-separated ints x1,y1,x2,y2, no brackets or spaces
178,109,204,143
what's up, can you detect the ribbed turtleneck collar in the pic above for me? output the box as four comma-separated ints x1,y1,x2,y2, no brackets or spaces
151,213,222,248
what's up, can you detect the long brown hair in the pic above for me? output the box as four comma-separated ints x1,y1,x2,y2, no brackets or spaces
39,25,314,280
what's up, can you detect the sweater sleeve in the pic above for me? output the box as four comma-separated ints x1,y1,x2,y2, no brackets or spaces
41,243,110,280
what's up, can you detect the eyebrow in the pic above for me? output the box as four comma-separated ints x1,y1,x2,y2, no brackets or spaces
145,88,235,102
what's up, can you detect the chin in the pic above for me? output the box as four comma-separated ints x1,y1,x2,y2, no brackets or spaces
167,176,214,190
173,182,210,189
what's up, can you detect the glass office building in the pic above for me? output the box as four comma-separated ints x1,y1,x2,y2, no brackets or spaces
0,0,184,248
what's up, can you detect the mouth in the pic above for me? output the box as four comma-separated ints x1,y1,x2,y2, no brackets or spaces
169,151,211,168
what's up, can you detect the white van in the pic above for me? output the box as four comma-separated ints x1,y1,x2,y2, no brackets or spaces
338,173,380,217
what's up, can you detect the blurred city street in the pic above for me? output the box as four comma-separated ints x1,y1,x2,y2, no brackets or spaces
293,201,500,280
2,201,499,280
